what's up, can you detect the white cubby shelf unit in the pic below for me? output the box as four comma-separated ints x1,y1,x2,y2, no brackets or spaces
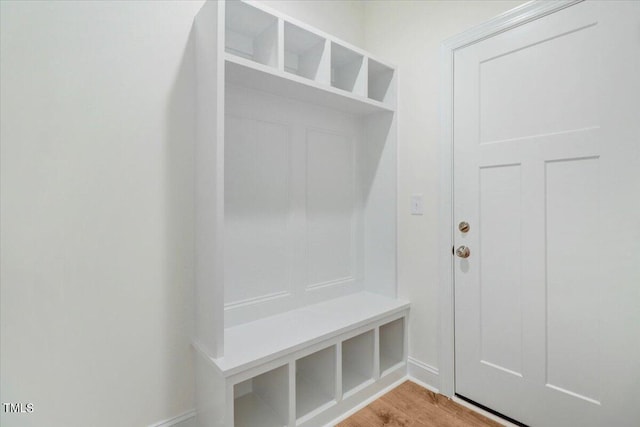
193,1,405,426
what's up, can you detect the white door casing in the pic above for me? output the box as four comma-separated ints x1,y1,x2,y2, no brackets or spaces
446,1,640,426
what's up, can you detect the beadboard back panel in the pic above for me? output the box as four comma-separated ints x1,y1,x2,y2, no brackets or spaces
223,84,366,326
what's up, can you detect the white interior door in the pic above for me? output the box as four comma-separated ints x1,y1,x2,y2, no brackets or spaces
453,1,640,426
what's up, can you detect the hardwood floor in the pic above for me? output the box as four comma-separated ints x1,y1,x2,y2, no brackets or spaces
337,381,503,427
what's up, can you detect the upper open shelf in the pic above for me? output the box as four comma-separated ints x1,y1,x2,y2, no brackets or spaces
225,54,393,115
225,0,278,68
222,1,396,114
284,22,329,83
368,58,395,104
331,43,366,96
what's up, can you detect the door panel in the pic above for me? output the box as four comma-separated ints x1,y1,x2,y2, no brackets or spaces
453,1,640,426
479,164,523,377
479,20,599,144
545,157,601,405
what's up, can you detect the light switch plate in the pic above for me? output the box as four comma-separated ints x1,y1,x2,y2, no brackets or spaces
410,194,424,215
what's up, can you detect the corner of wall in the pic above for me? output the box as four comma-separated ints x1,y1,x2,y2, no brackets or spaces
407,357,440,393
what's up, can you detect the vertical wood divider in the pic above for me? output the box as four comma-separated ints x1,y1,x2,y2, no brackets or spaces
374,326,381,380
226,382,235,427
336,341,343,401
288,361,296,426
403,317,409,364
277,18,285,72
358,57,369,98
318,39,331,86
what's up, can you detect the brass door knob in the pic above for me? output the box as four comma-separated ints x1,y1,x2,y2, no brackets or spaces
456,246,470,258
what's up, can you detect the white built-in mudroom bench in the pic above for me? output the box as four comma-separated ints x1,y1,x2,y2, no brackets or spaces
192,1,408,426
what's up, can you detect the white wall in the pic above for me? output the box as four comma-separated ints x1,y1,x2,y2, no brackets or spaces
363,0,526,386
0,1,203,426
0,1,364,426
261,0,365,46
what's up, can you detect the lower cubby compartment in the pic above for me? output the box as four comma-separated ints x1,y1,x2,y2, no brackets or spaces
379,318,405,375
207,294,409,426
342,330,375,396
234,365,289,427
296,346,337,422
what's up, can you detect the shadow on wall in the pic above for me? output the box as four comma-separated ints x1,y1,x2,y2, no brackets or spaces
361,111,394,201
162,25,196,423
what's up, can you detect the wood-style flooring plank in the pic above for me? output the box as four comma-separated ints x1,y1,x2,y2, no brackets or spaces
337,398,413,427
337,381,502,427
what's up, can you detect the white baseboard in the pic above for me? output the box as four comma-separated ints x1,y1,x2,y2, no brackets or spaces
407,357,439,393
148,410,196,427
